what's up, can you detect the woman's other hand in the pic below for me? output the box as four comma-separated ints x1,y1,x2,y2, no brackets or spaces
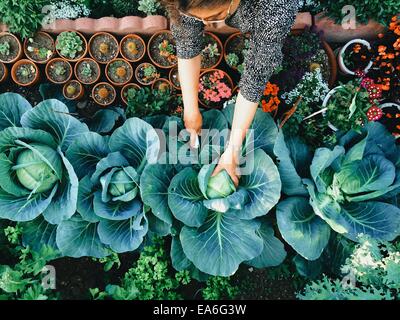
212,144,240,187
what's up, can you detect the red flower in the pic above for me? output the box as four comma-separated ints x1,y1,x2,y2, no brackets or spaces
366,106,383,121
367,84,383,102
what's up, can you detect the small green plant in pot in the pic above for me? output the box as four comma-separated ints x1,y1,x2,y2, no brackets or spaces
92,82,116,106
201,32,223,70
89,32,119,64
46,58,72,84
0,33,22,63
148,31,177,68
56,31,87,61
11,59,39,86
106,59,133,86
224,33,250,74
135,63,160,85
75,58,101,85
24,32,54,64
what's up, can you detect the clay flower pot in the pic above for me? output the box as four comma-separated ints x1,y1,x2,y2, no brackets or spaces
63,80,84,100
201,31,224,71
89,32,119,64
45,58,73,84
0,32,22,64
121,83,141,105
135,62,160,86
224,32,249,72
11,59,40,87
55,30,88,62
106,58,134,87
23,31,55,64
120,34,146,63
169,66,181,91
198,69,234,109
152,78,173,93
92,82,116,107
148,30,178,69
0,62,8,84
336,39,373,76
74,58,101,85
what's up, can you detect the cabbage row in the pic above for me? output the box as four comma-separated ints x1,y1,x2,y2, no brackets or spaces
0,93,399,278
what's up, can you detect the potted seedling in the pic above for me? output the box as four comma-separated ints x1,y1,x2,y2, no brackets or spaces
75,58,101,85
0,62,8,84
92,82,116,106
121,83,141,105
89,32,119,64
224,32,250,74
0,32,22,64
169,66,181,90
45,58,73,84
198,69,233,108
120,34,146,62
201,32,223,70
337,39,373,75
63,80,84,100
135,62,160,86
23,32,55,64
148,30,177,69
152,78,172,93
106,58,133,86
55,31,87,62
11,59,39,86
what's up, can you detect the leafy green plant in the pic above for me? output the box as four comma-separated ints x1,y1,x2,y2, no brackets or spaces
80,62,92,78
298,236,400,300
226,53,240,69
143,64,157,78
0,42,10,56
109,0,139,17
0,0,49,39
202,43,220,59
274,122,400,263
91,237,191,300
56,31,84,60
93,252,121,272
54,64,66,76
202,276,239,300
138,0,161,16
316,0,400,26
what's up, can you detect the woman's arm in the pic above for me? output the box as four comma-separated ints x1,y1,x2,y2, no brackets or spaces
178,55,203,147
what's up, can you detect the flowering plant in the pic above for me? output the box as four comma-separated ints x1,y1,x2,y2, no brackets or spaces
342,42,373,72
260,82,281,114
199,70,232,107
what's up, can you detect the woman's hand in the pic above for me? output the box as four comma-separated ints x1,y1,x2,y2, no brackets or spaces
184,108,202,148
212,144,240,187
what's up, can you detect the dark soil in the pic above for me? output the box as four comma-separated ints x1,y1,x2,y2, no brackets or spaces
343,42,372,71
380,105,400,137
90,33,119,64
14,62,37,85
93,83,116,105
64,81,82,99
149,32,177,68
25,33,54,62
76,59,100,84
107,59,133,85
170,67,181,89
0,34,20,63
201,33,222,70
136,63,159,85
121,36,145,62
47,60,72,83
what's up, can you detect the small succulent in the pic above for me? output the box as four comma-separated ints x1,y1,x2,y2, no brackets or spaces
81,62,93,78
17,64,35,79
143,64,157,78
0,41,10,56
226,53,240,68
137,0,161,16
54,63,67,76
56,31,84,60
202,43,220,58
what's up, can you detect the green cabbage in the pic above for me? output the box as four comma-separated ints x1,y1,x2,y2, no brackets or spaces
206,170,236,199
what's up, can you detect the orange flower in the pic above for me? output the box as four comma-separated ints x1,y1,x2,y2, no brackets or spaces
378,45,387,55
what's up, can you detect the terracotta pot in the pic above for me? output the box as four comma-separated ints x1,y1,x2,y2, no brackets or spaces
63,80,84,100
92,82,116,107
23,31,55,64
120,34,146,62
148,30,178,69
55,30,88,62
198,69,234,109
135,62,160,86
151,78,173,92
11,59,40,87
314,13,385,43
121,83,141,105
201,31,224,71
0,32,23,64
336,39,373,76
169,66,181,91
106,58,134,87
0,62,8,83
291,29,338,88
74,57,101,85
45,58,73,84
88,31,119,64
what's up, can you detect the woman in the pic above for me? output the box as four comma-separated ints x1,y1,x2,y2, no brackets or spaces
162,0,299,185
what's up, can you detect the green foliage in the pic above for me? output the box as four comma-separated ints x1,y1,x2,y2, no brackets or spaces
92,237,191,300
110,0,139,17
317,0,400,26
226,53,240,68
0,0,49,39
202,43,220,59
80,61,93,77
0,42,10,56
4,226,23,245
125,87,175,118
202,276,239,300
138,0,161,16
92,252,121,272
298,236,400,300
143,64,157,78
56,31,84,60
